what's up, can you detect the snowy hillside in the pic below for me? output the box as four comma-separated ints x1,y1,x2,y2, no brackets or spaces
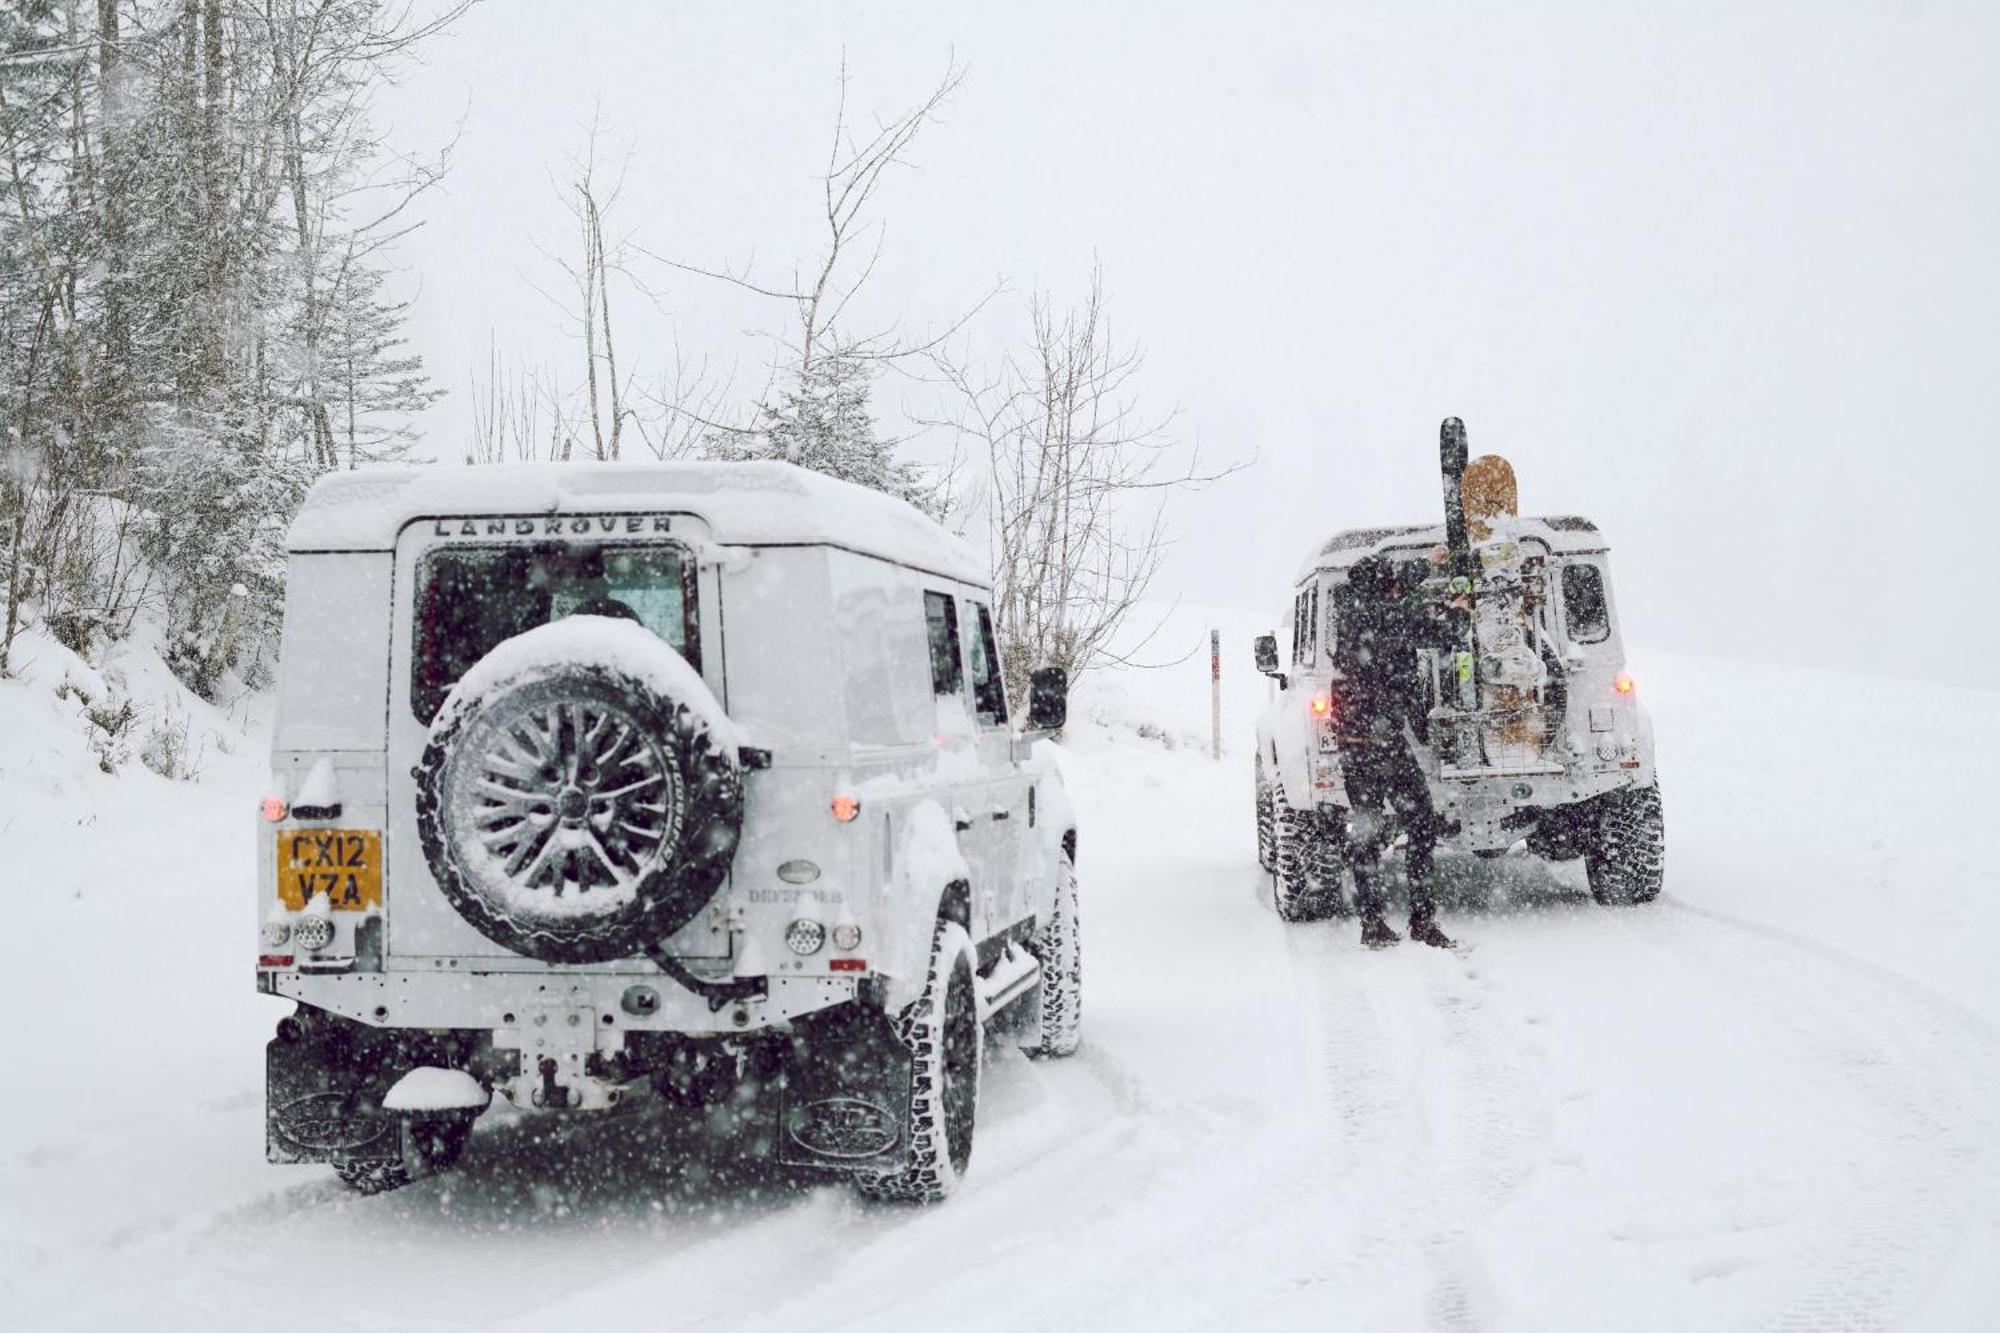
2,615,1996,1332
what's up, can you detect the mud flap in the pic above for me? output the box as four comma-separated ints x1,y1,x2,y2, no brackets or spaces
265,1008,403,1166
776,1002,915,1173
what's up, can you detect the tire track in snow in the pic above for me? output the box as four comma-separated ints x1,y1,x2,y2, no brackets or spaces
1277,920,1556,1332
1632,901,2000,1332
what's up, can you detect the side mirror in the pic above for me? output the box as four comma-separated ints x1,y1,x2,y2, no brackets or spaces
1253,634,1280,676
1026,666,1068,731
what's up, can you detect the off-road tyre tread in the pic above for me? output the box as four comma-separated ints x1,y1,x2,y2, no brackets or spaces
332,1113,474,1196
334,1157,413,1196
1023,854,1082,1058
1272,786,1339,921
1254,763,1277,873
856,922,981,1205
1585,783,1665,906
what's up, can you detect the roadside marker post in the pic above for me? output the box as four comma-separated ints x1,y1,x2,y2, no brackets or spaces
1211,629,1222,761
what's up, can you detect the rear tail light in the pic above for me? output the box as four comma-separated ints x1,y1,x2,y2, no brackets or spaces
260,795,288,823
1613,673,1635,696
1309,693,1331,718
293,915,336,953
831,923,863,951
828,958,867,973
830,795,861,823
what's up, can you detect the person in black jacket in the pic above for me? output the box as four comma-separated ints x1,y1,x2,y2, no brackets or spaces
1331,553,1458,949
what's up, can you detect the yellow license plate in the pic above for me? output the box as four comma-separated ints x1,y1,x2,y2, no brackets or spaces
277,830,383,911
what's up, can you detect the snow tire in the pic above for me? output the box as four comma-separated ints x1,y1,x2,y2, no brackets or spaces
414,639,743,964
1585,783,1665,906
1254,762,1277,873
333,1111,476,1196
1023,853,1082,1058
1272,785,1339,921
856,920,982,1205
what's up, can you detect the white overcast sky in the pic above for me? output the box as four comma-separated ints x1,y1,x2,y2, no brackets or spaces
373,0,1999,686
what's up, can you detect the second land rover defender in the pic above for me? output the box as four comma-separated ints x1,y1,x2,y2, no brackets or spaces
1252,420,1663,919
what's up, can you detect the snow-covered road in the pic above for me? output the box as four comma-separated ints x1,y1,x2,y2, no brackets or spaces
4,646,1997,1331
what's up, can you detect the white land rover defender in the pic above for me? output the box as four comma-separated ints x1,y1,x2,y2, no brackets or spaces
259,461,1079,1203
1252,420,1662,918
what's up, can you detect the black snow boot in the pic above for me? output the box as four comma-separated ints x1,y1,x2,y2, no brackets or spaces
1408,913,1456,950
1360,913,1401,949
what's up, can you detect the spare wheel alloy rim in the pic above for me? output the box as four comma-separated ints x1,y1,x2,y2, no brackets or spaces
452,684,682,905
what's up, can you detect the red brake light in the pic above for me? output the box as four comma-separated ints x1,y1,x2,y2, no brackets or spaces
828,958,866,972
831,795,861,823
260,795,288,823
1613,673,1636,696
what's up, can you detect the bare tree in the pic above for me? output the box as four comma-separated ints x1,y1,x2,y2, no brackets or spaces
928,264,1241,700
641,56,991,501
524,115,638,460
630,337,741,461
466,343,592,465
648,55,984,375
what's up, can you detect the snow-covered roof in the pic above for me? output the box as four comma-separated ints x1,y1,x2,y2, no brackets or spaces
1297,515,1608,581
287,460,987,585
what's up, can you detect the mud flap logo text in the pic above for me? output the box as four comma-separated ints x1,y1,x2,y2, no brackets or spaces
786,1097,900,1160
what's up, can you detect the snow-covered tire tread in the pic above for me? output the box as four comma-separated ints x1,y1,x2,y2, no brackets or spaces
1255,763,1277,873
856,921,982,1205
1585,783,1665,906
1024,853,1082,1058
1272,785,1337,922
332,1113,474,1196
413,649,743,964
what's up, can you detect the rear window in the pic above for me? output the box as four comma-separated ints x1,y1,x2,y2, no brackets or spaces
412,544,698,721
1562,563,1609,644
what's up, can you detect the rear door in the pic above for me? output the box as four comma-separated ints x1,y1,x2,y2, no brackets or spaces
961,598,1028,940
383,512,726,966
921,589,992,935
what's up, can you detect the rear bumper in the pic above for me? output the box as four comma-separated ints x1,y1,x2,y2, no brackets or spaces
1309,764,1652,851
265,989,920,1176
1433,766,1651,850
267,967,857,1036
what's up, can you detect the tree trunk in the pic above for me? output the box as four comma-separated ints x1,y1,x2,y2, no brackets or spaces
200,0,227,384
92,0,127,473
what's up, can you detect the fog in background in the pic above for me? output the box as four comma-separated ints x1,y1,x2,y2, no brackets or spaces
374,0,1999,687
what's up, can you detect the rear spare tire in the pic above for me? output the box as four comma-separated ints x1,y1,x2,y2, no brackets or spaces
414,617,743,963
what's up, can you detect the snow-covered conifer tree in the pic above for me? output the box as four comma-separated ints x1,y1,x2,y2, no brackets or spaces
708,354,938,514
